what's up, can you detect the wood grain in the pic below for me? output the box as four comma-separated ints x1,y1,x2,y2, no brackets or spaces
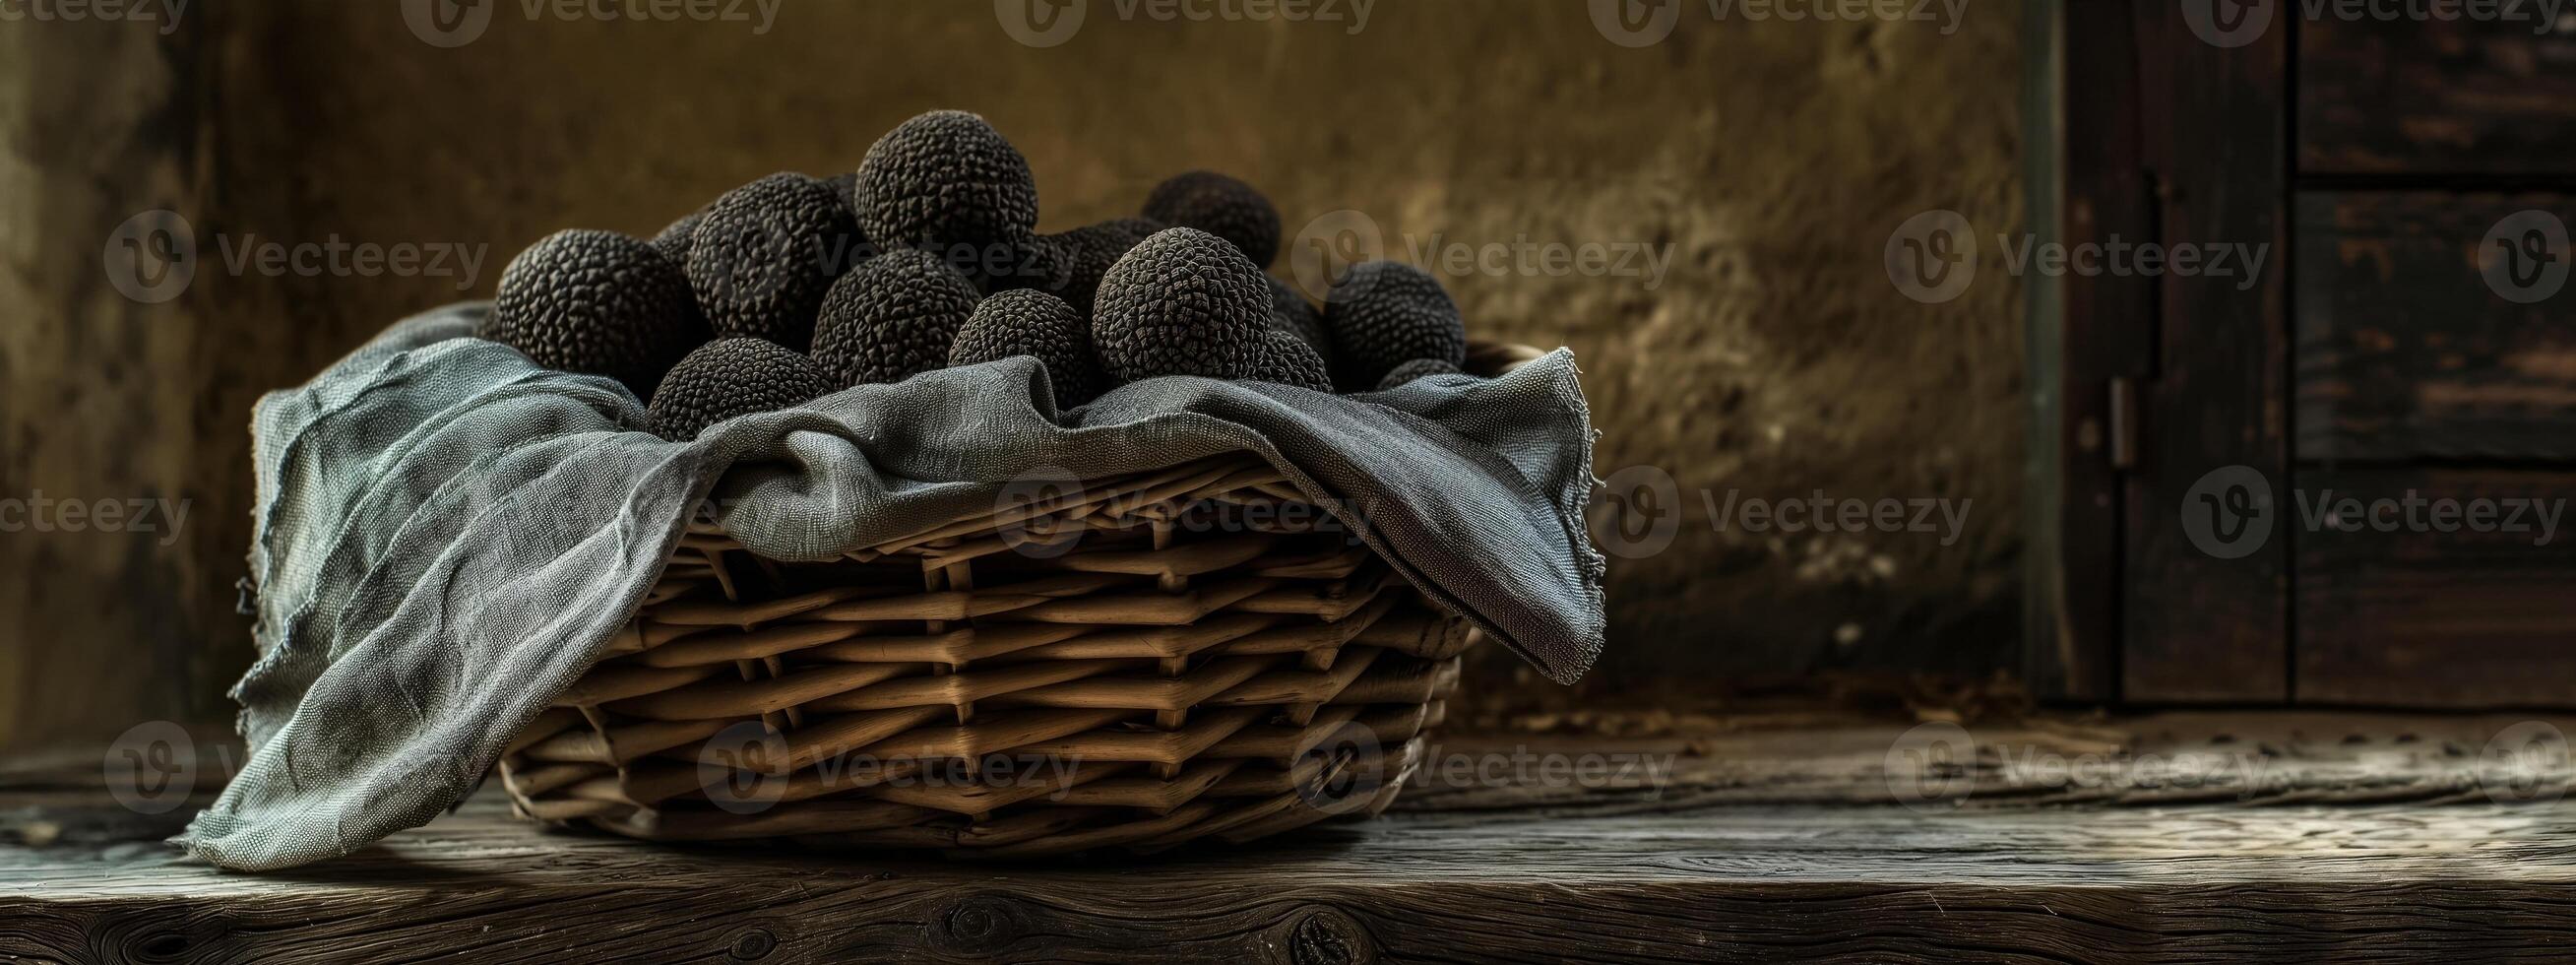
2294,469,2576,707
2120,1,2291,703
12,793,2576,962
14,713,2576,962
2300,15,2576,175
2294,192,2576,461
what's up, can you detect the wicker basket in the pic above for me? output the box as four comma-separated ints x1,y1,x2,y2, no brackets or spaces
495,342,1548,857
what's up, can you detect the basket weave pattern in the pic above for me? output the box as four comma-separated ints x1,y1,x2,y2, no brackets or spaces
496,346,1541,857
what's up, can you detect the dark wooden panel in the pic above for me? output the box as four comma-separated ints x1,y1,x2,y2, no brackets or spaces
2123,2,2292,703
2296,469,2576,708
2295,192,2576,461
15,788,2576,963
2301,16,2576,175
2026,0,2150,702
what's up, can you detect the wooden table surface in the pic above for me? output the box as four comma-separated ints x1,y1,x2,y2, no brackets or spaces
7,711,2576,963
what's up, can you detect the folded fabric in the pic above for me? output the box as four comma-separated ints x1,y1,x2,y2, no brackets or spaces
180,302,1603,870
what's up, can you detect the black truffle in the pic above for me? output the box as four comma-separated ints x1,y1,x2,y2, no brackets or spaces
1323,261,1467,389
649,207,705,265
855,110,1039,250
1092,227,1272,383
686,172,858,349
1266,275,1331,364
1248,328,1334,392
485,228,707,398
812,248,982,387
1020,217,1163,312
949,289,1106,408
1374,357,1466,391
646,338,836,441
1141,171,1282,269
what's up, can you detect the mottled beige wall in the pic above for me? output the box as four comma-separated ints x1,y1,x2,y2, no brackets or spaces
0,0,2022,743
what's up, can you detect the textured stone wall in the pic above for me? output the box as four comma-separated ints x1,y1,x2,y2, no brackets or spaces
0,0,2022,743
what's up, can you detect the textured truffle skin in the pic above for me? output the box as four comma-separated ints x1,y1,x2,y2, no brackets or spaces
650,207,705,264
949,289,1106,408
1248,327,1334,392
1324,260,1468,389
1142,171,1282,269
1021,217,1162,312
812,248,982,387
1266,275,1331,364
485,228,708,398
1092,227,1272,383
1374,357,1466,391
686,172,857,349
646,338,836,441
855,110,1039,250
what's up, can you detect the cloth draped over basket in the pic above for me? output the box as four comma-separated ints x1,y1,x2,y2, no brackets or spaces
178,302,1605,871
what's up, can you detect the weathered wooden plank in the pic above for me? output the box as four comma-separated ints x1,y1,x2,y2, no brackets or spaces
2294,469,2576,707
2301,15,2576,175
2122,1,2291,702
11,794,2576,964
2294,192,2576,461
10,712,2576,961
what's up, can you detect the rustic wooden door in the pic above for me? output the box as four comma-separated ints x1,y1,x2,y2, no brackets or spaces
2029,2,2576,707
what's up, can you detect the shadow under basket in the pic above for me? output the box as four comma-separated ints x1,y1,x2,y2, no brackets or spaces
496,343,1547,858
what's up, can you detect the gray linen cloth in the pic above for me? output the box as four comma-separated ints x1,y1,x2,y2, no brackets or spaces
179,302,1603,871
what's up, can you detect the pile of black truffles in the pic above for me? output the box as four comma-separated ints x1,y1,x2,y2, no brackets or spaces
481,109,1477,441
